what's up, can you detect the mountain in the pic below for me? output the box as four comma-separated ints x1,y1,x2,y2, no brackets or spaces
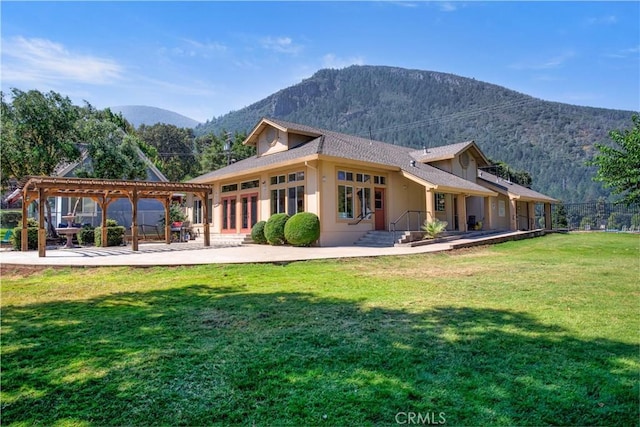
111,105,200,129
195,65,636,203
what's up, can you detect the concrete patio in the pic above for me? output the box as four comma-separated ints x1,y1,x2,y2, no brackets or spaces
0,230,548,268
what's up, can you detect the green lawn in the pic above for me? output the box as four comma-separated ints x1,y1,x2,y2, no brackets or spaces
1,233,638,426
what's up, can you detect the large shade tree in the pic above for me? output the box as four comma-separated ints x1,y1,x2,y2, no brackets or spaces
589,115,640,206
1,89,81,235
1,89,81,188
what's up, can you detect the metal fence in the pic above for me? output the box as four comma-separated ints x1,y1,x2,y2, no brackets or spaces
550,202,640,231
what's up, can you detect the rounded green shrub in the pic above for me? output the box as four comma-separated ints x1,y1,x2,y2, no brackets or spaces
264,213,289,245
284,212,320,247
251,220,268,244
95,219,125,247
77,225,95,246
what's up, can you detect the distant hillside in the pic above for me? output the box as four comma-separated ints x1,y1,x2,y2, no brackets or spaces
112,105,200,129
195,65,636,203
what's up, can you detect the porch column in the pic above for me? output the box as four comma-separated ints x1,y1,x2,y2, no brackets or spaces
544,203,552,230
527,202,536,230
38,188,46,257
457,194,467,232
425,188,435,223
483,196,494,230
509,198,518,231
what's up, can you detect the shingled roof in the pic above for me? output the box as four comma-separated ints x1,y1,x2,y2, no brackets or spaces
477,171,557,203
190,118,496,196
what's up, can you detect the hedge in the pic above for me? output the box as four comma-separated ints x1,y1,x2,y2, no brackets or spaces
0,210,22,229
284,212,320,247
11,218,38,250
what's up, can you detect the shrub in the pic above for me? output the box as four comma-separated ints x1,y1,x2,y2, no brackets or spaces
284,212,320,247
11,218,38,250
95,219,125,247
77,225,95,246
0,210,22,229
422,219,448,239
251,221,268,244
264,213,289,245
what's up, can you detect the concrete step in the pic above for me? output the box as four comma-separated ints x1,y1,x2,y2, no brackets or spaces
354,231,403,247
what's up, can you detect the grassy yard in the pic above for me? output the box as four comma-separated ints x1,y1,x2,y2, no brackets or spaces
1,233,638,426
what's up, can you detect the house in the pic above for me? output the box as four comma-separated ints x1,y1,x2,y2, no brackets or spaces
188,118,556,246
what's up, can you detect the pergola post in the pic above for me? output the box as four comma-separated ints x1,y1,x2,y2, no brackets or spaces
201,192,210,247
164,197,171,244
38,188,46,257
21,191,29,252
130,189,139,251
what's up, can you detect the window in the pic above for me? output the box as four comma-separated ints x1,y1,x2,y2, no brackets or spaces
374,175,386,185
356,187,372,219
241,180,259,190
338,170,353,181
270,175,285,185
221,184,238,193
288,171,305,182
68,197,96,216
435,193,446,212
338,185,354,219
288,186,305,215
193,199,203,224
356,173,370,183
271,188,286,214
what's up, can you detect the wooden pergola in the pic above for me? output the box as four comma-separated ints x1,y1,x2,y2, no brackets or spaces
16,176,212,257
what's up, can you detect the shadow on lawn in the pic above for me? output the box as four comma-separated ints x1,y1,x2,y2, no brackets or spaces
1,285,637,426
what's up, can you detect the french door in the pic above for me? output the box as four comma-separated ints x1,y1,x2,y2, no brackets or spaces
241,193,259,233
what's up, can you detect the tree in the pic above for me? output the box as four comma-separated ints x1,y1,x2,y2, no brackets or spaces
1,89,81,235
1,89,80,187
196,130,254,174
137,123,197,182
588,115,640,205
74,117,147,180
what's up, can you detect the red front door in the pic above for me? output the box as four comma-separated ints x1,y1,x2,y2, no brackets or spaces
374,188,386,230
221,196,237,233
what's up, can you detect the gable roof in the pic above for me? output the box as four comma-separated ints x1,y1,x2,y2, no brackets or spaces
190,118,496,196
410,140,491,167
477,171,557,203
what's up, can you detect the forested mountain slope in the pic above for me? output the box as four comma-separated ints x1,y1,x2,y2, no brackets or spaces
196,65,635,202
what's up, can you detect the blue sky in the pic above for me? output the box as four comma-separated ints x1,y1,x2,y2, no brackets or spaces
2,1,639,122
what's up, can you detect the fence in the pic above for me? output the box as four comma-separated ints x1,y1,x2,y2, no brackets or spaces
550,202,640,231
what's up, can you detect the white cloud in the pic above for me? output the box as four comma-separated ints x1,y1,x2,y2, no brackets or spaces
167,38,227,58
439,2,458,12
1,36,124,85
260,36,302,54
586,15,618,26
322,54,365,69
604,45,640,59
510,51,576,70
